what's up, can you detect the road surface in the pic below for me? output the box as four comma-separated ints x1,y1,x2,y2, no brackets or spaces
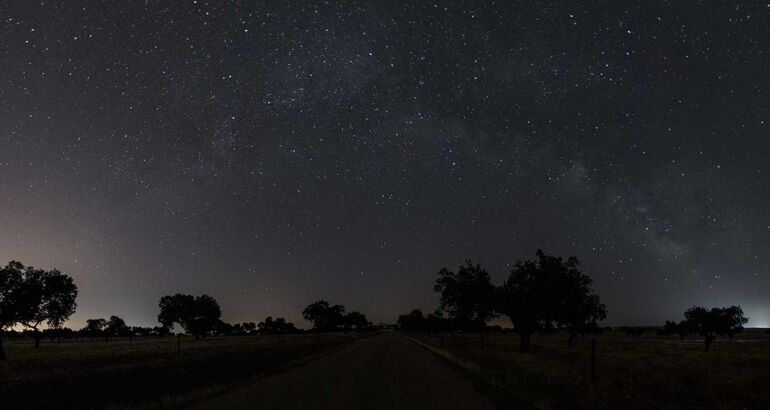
189,333,494,409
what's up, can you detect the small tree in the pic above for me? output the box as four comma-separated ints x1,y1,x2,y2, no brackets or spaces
158,294,222,340
683,306,748,351
241,322,257,335
0,261,78,350
434,260,496,332
105,315,129,340
83,318,108,340
660,320,679,337
397,309,426,332
344,311,371,330
302,300,346,332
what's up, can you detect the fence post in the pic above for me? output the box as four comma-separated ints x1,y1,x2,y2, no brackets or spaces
590,338,596,383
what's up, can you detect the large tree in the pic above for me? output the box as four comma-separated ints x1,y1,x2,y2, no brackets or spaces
683,306,748,351
497,250,605,352
0,261,78,351
433,260,496,331
158,294,222,339
302,300,346,331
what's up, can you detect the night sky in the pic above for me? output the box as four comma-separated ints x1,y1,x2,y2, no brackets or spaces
2,2,769,328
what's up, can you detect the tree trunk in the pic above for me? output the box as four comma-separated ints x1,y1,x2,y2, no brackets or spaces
568,333,576,346
34,333,41,348
519,331,531,353
0,333,6,361
704,335,713,351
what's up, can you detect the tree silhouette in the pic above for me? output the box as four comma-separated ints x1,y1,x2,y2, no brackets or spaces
344,311,371,330
152,325,171,338
0,262,23,360
434,260,496,332
497,250,604,352
83,318,108,340
659,320,679,337
231,321,257,335
105,315,130,340
44,326,74,343
683,305,748,351
425,312,452,335
158,294,222,340
302,300,346,331
397,309,426,332
556,260,607,345
213,319,235,336
257,316,298,334
0,261,77,351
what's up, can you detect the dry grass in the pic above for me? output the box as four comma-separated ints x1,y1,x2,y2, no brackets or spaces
0,333,367,409
412,330,770,409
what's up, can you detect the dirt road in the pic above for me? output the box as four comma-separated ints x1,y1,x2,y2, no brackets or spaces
189,333,494,409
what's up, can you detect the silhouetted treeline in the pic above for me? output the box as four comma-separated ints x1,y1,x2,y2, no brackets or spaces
302,300,372,332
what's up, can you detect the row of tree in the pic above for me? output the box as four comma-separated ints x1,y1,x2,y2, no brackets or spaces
399,250,751,352
2,313,303,344
155,295,371,338
301,300,372,331
1,260,372,361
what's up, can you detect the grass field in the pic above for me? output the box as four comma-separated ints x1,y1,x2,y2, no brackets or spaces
412,330,770,409
0,332,369,409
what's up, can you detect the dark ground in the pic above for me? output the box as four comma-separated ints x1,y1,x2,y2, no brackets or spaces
0,333,364,409
189,333,496,410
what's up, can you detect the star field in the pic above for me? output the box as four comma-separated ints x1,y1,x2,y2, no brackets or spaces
1,1,769,327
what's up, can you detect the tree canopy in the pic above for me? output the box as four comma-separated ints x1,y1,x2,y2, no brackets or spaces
302,300,346,331
158,293,222,339
257,316,298,334
497,250,605,352
397,309,426,332
433,260,496,331
0,261,78,353
343,311,371,330
683,305,748,350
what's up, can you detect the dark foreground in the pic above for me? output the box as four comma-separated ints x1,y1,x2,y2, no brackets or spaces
0,333,364,409
190,333,494,409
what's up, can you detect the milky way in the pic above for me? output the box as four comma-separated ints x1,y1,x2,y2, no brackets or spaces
1,2,769,327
